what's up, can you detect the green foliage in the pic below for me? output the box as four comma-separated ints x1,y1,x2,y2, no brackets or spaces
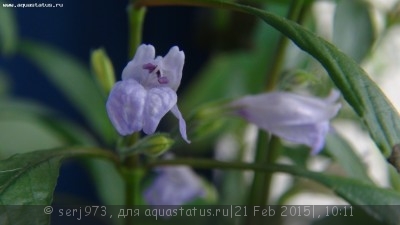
0,147,116,224
333,0,375,63
324,133,372,182
1,1,400,224
166,0,400,158
0,98,97,158
18,40,117,145
0,3,17,56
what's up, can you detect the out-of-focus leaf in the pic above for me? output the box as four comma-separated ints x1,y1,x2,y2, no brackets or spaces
282,166,400,224
333,0,375,62
325,133,372,183
18,40,116,144
0,147,117,225
143,0,400,157
0,98,97,158
0,70,11,95
0,2,17,55
0,115,64,158
153,158,400,224
83,158,124,205
180,4,286,113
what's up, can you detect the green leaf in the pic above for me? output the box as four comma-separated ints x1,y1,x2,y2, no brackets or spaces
139,0,400,157
18,40,116,144
0,147,117,224
333,0,375,62
300,171,400,225
152,158,400,224
83,158,124,205
0,1,17,56
325,133,372,183
0,98,97,158
231,2,400,158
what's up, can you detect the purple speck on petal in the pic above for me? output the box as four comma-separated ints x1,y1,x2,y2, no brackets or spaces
158,76,169,84
143,63,157,73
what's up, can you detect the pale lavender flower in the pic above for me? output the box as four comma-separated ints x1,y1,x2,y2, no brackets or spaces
230,91,341,154
106,44,189,143
143,166,206,207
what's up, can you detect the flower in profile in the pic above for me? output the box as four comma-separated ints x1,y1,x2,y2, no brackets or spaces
143,166,206,207
106,44,189,143
230,90,341,154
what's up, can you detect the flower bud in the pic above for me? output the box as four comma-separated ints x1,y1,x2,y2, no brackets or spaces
90,48,115,94
187,101,228,141
121,133,174,157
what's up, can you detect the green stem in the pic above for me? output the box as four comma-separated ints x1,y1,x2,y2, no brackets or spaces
264,0,306,91
259,0,306,208
246,130,268,225
247,130,268,206
260,136,280,204
127,3,146,58
122,155,144,225
243,3,306,218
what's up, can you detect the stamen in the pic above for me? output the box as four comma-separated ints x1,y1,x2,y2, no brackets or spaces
158,76,169,84
143,63,157,73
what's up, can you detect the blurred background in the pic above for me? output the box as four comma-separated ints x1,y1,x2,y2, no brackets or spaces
1,0,400,214
0,0,211,204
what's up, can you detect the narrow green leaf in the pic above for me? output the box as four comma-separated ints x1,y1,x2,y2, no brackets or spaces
298,169,400,224
83,158,124,205
0,1,17,55
18,40,116,144
151,158,400,224
325,133,372,183
333,0,375,62
127,5,146,58
138,0,400,157
0,147,117,224
0,98,97,158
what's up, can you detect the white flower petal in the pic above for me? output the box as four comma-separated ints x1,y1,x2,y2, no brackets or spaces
270,121,330,154
160,46,185,91
142,87,177,134
106,80,146,135
231,91,341,154
122,44,156,82
143,166,205,207
171,105,190,143
232,91,341,127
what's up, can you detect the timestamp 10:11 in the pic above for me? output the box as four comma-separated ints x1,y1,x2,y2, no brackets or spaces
326,206,353,217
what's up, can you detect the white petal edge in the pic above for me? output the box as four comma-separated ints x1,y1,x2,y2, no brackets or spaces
171,105,190,143
122,44,156,81
160,46,185,91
